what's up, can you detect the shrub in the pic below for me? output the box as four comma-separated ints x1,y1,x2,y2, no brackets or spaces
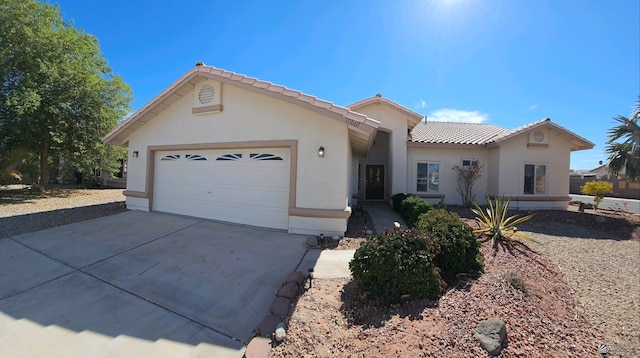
471,196,536,249
349,228,444,304
400,195,433,228
499,271,527,293
580,180,613,209
415,209,483,282
392,193,408,213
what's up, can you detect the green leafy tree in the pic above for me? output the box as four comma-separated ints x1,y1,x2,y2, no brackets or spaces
606,99,639,181
580,180,613,210
0,0,132,188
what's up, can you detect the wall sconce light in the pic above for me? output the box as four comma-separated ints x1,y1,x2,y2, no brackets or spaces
318,146,325,157
132,150,139,158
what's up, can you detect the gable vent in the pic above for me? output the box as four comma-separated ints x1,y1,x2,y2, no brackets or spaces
198,85,215,104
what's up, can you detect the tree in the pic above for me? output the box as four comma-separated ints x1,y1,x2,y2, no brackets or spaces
0,0,132,188
452,163,483,207
605,99,640,181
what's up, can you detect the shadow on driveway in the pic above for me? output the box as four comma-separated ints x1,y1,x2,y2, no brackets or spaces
0,211,310,356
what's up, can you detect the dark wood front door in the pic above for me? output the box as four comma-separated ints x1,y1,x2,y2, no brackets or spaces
365,165,385,200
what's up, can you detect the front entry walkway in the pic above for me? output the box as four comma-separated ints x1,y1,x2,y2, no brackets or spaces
360,201,406,233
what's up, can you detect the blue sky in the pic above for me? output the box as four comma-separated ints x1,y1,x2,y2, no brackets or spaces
52,0,638,170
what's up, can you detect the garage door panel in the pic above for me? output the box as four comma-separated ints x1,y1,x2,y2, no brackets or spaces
153,148,290,230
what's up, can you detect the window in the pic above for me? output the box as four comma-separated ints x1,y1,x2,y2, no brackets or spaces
216,153,242,161
416,162,440,192
161,154,180,161
524,164,546,194
462,159,479,168
250,153,283,161
186,154,207,161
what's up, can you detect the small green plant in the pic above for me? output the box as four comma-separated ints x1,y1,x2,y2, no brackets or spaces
471,196,537,248
392,193,408,213
415,209,483,282
400,195,433,228
349,228,444,304
498,271,527,293
437,198,446,210
580,180,613,210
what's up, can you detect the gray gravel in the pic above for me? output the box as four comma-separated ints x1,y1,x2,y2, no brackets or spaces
523,221,640,357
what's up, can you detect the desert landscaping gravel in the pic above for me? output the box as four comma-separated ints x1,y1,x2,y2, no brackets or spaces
271,208,639,357
0,188,126,239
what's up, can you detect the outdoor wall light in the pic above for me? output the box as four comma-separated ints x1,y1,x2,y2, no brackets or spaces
132,150,139,158
318,146,325,157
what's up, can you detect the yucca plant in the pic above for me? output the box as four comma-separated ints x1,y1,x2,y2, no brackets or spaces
471,196,537,248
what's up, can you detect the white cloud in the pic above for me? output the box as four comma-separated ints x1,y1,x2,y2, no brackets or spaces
427,109,489,123
527,104,539,111
415,99,427,110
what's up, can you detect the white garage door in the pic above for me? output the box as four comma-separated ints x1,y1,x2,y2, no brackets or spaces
153,148,290,230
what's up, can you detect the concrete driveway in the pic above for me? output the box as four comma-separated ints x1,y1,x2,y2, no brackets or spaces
0,211,308,357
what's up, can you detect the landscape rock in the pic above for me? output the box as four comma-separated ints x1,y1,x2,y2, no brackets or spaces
277,282,299,299
475,318,507,356
244,336,271,358
274,322,287,341
283,271,304,286
270,296,291,317
257,315,282,337
306,236,318,246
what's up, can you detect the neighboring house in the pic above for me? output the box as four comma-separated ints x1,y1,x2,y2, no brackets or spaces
103,63,594,235
590,163,626,180
570,169,597,179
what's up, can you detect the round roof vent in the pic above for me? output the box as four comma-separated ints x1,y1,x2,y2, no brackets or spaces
198,85,215,104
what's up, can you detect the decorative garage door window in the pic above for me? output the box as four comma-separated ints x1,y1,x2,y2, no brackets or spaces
160,154,180,161
250,153,283,161
216,153,243,161
186,154,207,161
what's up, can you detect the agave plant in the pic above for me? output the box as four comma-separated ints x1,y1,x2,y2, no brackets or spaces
471,196,537,248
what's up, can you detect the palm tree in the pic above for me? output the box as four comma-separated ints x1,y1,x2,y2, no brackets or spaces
606,99,640,181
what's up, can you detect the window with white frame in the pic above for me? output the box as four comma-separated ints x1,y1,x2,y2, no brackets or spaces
461,158,479,168
416,162,440,192
524,164,546,194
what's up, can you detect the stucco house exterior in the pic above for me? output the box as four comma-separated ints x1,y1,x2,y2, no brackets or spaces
104,63,594,235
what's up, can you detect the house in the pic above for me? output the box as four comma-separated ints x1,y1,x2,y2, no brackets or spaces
103,63,594,235
589,163,627,180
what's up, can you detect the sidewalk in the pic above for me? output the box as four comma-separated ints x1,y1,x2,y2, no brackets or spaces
296,201,405,279
360,201,406,232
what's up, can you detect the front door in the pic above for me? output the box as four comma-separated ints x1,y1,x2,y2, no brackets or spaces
365,165,385,200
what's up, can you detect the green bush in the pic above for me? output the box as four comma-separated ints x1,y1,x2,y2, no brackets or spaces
400,195,433,228
391,193,408,213
415,209,483,282
349,228,444,304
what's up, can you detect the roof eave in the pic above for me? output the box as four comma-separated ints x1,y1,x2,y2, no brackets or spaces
347,96,424,126
103,66,381,151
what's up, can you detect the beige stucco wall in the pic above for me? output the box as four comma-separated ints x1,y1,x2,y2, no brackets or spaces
351,104,413,196
492,128,572,209
125,79,352,234
487,147,500,195
407,145,490,206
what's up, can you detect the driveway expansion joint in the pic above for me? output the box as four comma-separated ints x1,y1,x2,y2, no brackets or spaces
82,219,205,270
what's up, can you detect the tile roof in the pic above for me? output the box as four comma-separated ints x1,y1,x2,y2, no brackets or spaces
410,117,594,150
410,121,509,144
103,64,380,154
348,94,424,123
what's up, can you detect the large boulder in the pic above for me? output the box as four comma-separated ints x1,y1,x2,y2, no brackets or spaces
475,318,507,356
